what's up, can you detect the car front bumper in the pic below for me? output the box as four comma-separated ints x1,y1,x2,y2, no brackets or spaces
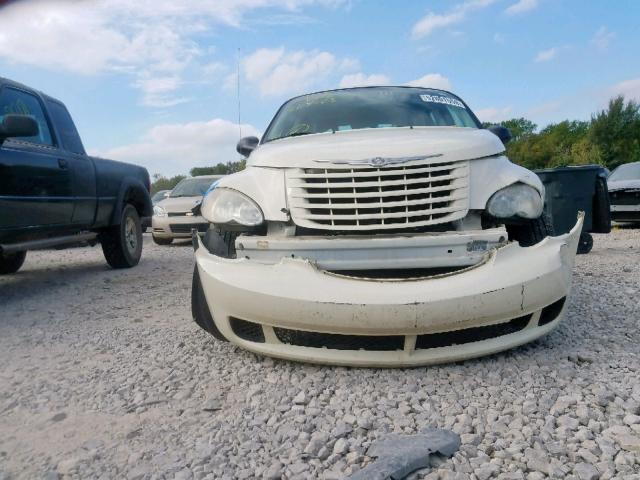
152,214,208,238
195,214,584,367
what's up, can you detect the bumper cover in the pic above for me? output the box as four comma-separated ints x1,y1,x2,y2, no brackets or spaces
152,214,208,238
195,214,584,366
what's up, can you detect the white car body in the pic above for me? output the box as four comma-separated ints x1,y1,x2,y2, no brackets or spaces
608,162,640,222
152,175,223,241
193,88,582,366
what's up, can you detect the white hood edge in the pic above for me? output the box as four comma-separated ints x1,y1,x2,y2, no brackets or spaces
247,127,505,168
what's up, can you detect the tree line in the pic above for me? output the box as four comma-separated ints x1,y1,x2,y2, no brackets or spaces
151,95,640,193
150,160,246,193
485,95,640,171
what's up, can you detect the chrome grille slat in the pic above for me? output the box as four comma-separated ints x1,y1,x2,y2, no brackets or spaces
297,205,463,221
289,182,467,199
286,159,470,231
287,171,466,189
291,191,467,210
289,163,458,179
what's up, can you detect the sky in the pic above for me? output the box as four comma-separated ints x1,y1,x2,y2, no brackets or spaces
1,0,639,176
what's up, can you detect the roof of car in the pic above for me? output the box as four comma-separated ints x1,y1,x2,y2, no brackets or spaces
0,76,65,105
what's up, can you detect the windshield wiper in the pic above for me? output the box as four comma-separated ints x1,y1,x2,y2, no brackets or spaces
267,131,314,142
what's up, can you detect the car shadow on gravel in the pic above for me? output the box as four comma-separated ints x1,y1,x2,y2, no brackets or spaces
0,262,119,306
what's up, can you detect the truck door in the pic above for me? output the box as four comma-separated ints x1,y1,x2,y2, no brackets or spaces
44,99,97,226
0,86,74,229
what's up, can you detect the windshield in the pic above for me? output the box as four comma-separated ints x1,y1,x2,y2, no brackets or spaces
263,87,479,143
170,178,216,197
609,163,640,182
152,190,168,202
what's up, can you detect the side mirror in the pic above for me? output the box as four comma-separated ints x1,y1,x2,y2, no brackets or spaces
0,114,39,144
236,136,259,157
486,125,512,145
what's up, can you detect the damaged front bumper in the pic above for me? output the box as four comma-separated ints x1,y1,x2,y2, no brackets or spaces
195,214,584,367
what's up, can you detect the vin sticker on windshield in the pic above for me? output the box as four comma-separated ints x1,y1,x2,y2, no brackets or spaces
420,94,465,109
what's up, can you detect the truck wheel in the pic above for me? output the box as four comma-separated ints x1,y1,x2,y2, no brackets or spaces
191,265,228,341
577,232,594,254
152,235,173,246
0,251,27,274
506,213,554,247
101,204,142,268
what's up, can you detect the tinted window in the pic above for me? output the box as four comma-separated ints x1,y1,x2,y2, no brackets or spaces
263,87,479,143
0,87,53,146
46,100,85,154
170,178,217,197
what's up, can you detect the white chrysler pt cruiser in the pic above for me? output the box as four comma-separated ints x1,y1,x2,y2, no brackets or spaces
191,86,583,367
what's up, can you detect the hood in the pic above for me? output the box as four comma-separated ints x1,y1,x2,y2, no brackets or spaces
607,179,640,192
248,127,505,168
157,195,202,213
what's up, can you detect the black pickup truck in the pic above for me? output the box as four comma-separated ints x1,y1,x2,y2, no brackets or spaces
0,77,152,274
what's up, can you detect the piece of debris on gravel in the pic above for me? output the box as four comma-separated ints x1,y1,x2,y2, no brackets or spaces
349,428,460,479
1,230,640,479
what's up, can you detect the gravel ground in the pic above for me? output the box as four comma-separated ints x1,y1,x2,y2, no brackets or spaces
1,229,639,480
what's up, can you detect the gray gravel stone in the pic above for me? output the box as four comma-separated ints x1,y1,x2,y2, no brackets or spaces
573,462,599,480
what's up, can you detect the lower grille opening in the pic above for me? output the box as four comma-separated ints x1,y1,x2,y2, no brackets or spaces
415,314,532,350
230,311,540,352
538,297,566,326
170,223,208,234
273,328,404,351
230,318,265,343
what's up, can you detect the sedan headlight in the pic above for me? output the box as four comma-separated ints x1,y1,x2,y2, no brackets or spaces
153,205,167,217
201,188,264,227
487,183,543,219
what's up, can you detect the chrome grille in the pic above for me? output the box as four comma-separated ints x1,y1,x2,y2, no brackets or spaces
286,159,469,231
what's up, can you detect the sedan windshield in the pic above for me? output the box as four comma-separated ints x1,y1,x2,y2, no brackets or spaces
609,162,640,182
170,178,216,197
263,87,479,143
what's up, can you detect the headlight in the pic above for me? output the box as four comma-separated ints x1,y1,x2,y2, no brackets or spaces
153,205,167,217
487,183,543,219
201,188,264,227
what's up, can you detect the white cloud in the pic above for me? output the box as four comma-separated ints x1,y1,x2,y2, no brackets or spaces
493,33,505,44
610,77,640,102
505,0,538,16
0,0,345,107
339,73,390,88
411,0,497,39
405,74,452,90
592,26,615,52
242,47,346,96
96,119,260,176
534,47,558,63
475,106,512,123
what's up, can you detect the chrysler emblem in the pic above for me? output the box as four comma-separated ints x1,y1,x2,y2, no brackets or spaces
369,157,387,167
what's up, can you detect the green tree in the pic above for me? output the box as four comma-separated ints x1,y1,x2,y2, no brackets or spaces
190,160,246,177
589,96,640,170
150,174,186,194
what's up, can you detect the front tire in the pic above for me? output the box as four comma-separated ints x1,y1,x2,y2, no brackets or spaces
100,204,143,269
191,266,227,341
0,251,26,274
152,235,173,246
